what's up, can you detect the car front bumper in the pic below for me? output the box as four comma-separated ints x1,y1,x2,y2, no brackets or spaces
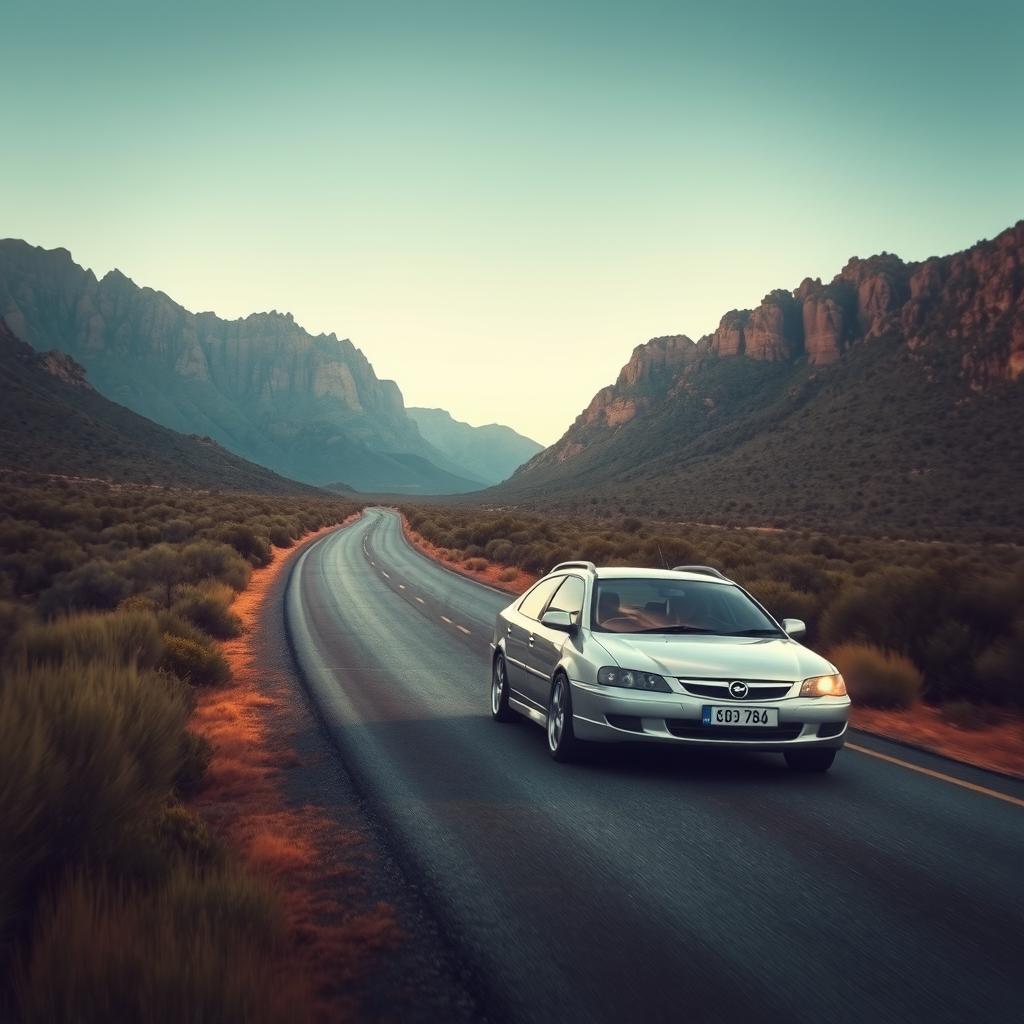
569,679,850,750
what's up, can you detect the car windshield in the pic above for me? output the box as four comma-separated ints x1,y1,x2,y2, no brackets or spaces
591,578,784,636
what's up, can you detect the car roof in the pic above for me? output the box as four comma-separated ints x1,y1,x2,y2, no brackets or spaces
587,566,733,585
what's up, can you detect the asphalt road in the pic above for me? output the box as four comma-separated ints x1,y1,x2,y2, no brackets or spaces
286,508,1024,1024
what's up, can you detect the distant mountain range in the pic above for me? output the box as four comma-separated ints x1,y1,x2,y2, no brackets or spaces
0,320,316,493
407,408,543,485
495,222,1024,535
0,241,539,493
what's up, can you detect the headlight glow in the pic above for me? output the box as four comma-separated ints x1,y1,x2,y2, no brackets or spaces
800,673,847,697
597,666,671,692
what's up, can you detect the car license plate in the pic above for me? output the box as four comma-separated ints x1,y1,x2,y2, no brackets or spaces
702,705,778,727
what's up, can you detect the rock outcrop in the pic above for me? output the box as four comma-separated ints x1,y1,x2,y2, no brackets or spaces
511,220,1024,481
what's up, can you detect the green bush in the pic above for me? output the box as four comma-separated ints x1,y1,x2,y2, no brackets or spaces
829,643,922,708
10,610,163,671
171,583,242,640
0,660,188,943
160,635,230,687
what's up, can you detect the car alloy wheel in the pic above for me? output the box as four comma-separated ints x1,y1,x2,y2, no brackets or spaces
547,674,581,761
491,654,517,722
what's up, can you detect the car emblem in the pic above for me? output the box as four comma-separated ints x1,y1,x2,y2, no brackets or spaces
728,680,749,699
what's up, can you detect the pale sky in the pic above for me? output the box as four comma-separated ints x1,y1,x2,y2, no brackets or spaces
3,0,1022,444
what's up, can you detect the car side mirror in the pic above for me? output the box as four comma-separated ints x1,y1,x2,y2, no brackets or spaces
541,609,578,633
782,618,806,639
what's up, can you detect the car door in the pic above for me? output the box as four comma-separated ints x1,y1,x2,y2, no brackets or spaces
525,574,586,706
504,575,563,708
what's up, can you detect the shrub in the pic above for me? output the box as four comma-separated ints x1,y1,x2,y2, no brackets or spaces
829,643,922,708
160,636,230,687
498,567,519,583
175,732,213,798
940,700,1000,730
177,541,251,592
0,661,188,940
37,561,132,616
10,610,163,671
171,583,241,640
463,557,488,571
156,610,210,646
744,580,819,634
974,620,1024,706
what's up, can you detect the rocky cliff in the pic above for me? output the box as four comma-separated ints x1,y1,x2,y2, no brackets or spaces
497,222,1024,535
0,241,481,493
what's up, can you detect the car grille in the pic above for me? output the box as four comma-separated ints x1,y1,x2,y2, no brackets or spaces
681,681,793,701
665,719,804,741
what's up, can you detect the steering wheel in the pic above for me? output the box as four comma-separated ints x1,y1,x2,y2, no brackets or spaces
601,615,642,630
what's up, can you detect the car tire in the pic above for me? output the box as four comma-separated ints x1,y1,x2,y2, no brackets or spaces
491,653,518,722
547,673,582,762
784,749,837,773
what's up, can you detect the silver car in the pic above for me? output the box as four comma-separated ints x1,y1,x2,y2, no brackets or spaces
489,561,850,770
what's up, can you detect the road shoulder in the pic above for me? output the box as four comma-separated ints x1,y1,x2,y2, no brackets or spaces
190,524,483,1023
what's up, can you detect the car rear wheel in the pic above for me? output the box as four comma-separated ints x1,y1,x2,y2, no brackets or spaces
547,674,582,762
784,749,837,772
491,653,517,722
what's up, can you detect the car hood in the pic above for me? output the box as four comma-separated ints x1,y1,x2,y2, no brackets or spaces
588,632,834,681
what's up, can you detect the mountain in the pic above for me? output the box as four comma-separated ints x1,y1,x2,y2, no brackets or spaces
0,240,481,494
0,320,321,493
495,222,1024,536
407,408,543,484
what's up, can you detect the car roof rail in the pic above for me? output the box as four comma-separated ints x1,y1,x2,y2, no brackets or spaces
672,564,730,581
550,560,597,575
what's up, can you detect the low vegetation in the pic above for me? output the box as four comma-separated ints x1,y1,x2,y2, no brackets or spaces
0,471,357,1019
404,504,1024,707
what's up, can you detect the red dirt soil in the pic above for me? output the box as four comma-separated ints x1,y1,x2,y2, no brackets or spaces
851,705,1024,780
402,518,1023,780
188,516,403,1023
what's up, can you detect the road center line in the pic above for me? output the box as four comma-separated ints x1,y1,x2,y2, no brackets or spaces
847,743,1024,808
382,571,390,578
398,583,406,589
456,625,471,635
440,615,452,624
415,596,425,604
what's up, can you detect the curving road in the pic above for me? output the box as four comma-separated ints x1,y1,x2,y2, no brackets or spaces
286,508,1024,1024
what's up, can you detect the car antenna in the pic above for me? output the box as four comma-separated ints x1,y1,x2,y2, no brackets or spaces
657,543,668,569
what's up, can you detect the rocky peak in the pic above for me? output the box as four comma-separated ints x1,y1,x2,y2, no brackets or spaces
617,335,697,386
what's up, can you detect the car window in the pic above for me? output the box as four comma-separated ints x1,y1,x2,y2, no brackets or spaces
518,576,564,621
545,575,585,624
592,578,783,635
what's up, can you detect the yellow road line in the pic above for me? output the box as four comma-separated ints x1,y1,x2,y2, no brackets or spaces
847,743,1024,809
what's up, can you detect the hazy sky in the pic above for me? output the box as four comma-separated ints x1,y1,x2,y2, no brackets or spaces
3,1,1022,444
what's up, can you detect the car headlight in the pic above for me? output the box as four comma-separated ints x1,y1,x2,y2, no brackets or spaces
800,673,847,697
597,666,671,692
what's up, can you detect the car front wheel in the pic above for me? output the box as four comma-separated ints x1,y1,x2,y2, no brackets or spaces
547,674,582,762
784,749,837,772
